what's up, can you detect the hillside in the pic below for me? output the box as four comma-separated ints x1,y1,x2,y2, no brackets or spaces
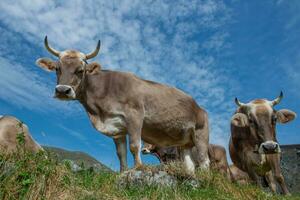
281,144,300,194
0,149,300,200
43,146,112,173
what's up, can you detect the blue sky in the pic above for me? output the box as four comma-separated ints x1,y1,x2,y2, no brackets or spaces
0,0,299,170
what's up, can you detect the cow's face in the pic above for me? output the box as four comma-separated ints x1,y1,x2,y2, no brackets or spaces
142,142,156,154
36,36,101,100
231,92,296,154
142,142,178,163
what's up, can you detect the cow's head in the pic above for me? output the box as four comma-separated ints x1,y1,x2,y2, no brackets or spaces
142,142,178,163
142,142,156,154
36,36,101,100
231,92,296,154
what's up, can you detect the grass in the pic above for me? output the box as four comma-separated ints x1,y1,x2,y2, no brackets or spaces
0,149,300,200
0,129,299,200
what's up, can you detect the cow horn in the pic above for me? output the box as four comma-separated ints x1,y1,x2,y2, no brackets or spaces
235,97,246,107
44,36,60,57
271,91,283,106
85,40,101,60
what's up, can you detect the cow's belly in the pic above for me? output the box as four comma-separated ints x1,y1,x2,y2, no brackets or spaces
92,115,126,137
141,127,193,147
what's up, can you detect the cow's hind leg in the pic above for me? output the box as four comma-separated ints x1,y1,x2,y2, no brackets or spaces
192,111,210,169
126,109,144,168
113,136,128,172
182,147,195,175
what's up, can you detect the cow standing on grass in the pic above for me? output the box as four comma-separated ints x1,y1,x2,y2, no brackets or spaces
36,36,210,174
0,116,43,154
142,142,232,180
229,92,296,195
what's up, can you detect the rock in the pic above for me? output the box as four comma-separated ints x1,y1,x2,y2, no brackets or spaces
118,169,178,187
63,159,82,172
117,168,201,189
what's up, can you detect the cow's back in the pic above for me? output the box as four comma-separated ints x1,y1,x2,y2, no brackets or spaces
140,78,201,123
0,116,42,154
209,144,227,164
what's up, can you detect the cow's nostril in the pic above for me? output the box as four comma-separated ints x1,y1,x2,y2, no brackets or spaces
65,88,71,94
142,149,148,154
262,142,278,152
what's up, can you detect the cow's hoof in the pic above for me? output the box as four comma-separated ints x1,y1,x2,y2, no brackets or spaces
133,164,144,170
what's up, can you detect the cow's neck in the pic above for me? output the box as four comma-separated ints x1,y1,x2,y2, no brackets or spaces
77,72,107,114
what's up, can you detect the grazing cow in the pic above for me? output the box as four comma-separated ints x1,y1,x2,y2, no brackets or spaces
229,92,296,195
207,144,232,180
142,142,180,163
229,164,250,184
36,36,210,174
142,142,232,179
0,116,43,154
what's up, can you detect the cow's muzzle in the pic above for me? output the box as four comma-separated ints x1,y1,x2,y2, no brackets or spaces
55,85,76,100
258,141,281,154
141,148,151,154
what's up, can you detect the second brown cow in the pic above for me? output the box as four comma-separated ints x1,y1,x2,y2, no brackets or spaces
142,142,232,180
229,92,296,195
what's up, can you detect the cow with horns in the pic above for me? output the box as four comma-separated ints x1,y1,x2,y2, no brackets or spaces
36,36,210,174
229,92,296,195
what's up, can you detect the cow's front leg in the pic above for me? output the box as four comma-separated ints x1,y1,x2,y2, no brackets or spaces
246,167,262,187
269,154,290,195
113,136,127,172
265,171,277,193
126,110,144,168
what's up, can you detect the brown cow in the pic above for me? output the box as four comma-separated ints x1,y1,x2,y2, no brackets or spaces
142,142,232,179
36,36,210,174
0,116,43,154
229,92,296,195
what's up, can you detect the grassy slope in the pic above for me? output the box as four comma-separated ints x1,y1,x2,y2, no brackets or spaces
0,150,299,200
42,146,112,172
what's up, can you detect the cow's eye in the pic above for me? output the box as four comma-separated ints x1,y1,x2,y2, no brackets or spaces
56,67,61,73
248,118,254,124
272,115,277,124
248,116,256,127
75,69,84,75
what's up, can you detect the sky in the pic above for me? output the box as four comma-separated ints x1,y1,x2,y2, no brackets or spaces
0,0,299,170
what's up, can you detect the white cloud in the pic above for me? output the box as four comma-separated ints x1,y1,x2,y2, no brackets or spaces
0,57,81,114
58,124,87,142
0,0,235,148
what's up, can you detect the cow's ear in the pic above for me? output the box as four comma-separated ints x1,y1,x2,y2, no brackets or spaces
36,58,56,72
86,62,101,74
276,109,296,124
231,113,249,127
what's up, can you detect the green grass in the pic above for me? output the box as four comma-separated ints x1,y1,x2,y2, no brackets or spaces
0,149,299,200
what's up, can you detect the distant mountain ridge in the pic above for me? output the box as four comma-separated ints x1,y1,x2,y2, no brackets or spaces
43,146,113,172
